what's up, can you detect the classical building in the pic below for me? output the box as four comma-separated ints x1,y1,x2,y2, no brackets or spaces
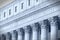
0,0,60,40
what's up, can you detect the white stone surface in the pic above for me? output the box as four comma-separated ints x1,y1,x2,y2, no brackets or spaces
41,27,47,40
32,31,38,40
51,24,58,40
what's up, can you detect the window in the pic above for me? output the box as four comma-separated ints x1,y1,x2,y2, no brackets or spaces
21,3,24,9
15,6,17,12
28,0,30,6
36,0,38,2
4,12,6,17
9,9,11,15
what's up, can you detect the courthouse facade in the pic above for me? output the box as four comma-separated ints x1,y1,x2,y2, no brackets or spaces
0,0,60,40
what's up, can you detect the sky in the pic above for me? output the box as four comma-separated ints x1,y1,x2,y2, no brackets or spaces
0,0,14,8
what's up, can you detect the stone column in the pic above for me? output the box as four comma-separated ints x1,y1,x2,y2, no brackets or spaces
0,35,1,40
18,28,24,40
1,34,6,40
41,19,49,40
49,16,58,40
32,22,40,40
12,30,18,40
6,32,12,40
24,25,32,40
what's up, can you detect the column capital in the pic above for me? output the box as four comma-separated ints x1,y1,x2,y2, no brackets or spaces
1,34,6,37
18,28,24,35
24,25,32,33
7,32,11,36
49,16,59,26
11,30,18,38
31,22,40,31
13,30,18,34
40,19,49,29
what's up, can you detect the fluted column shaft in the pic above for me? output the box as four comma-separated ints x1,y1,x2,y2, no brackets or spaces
50,16,58,40
32,22,40,40
1,34,6,40
0,35,1,40
6,34,9,40
0,36,1,40
24,25,32,40
18,28,24,40
12,32,15,40
41,19,49,40
12,30,18,40
6,32,12,40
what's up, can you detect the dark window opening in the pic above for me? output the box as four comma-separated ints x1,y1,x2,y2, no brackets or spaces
36,0,38,2
21,3,24,9
9,9,11,15
15,6,17,12
4,12,6,17
28,0,30,6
